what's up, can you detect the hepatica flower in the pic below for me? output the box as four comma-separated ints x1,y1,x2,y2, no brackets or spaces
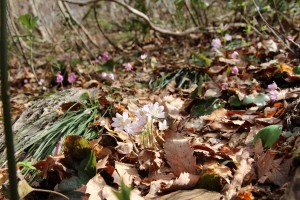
68,73,77,83
101,52,110,62
159,120,168,131
111,112,132,132
124,62,132,71
211,38,222,49
231,51,239,59
268,82,278,90
232,66,239,75
225,34,232,41
143,102,165,119
141,54,147,60
101,72,107,78
267,82,279,101
108,73,115,80
56,74,64,83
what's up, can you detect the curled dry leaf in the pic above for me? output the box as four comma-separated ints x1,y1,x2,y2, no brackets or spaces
163,134,196,176
86,174,107,200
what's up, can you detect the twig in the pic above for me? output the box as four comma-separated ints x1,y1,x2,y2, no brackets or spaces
251,0,295,53
93,5,125,52
62,0,201,36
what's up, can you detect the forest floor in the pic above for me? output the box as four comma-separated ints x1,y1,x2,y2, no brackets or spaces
1,28,300,199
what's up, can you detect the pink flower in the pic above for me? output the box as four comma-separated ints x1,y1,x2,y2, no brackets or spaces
68,73,77,83
231,51,239,59
143,102,165,119
211,38,222,49
232,66,239,74
269,90,279,101
100,52,110,62
221,82,228,90
108,73,114,80
225,34,232,41
101,72,107,78
287,35,293,40
124,62,132,71
111,112,132,132
56,74,64,83
267,82,277,90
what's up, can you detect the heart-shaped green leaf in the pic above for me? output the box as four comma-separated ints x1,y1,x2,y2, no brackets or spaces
253,125,282,148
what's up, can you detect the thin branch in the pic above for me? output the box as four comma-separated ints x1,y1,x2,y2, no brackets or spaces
93,5,125,52
62,0,201,36
251,0,294,53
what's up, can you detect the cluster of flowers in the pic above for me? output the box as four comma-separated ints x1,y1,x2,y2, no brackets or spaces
56,73,77,83
111,102,168,135
92,52,111,64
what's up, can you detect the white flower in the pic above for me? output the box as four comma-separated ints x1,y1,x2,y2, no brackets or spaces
140,54,147,60
101,72,107,78
159,120,168,131
124,121,144,135
231,51,239,59
225,34,232,41
211,38,221,49
111,112,132,132
108,73,115,80
267,82,277,90
100,120,106,126
117,142,133,154
143,102,165,119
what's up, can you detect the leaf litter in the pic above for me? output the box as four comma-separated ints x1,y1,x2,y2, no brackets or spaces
2,26,300,200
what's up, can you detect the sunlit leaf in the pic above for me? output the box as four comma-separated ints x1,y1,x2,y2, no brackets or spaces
253,125,282,148
64,135,92,161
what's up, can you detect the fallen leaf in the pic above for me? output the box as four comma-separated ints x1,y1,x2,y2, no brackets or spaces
86,174,107,200
164,134,196,176
157,188,222,200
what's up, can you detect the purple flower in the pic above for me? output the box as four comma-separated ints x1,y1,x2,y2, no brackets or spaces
231,51,239,59
56,74,64,83
269,90,279,101
267,82,277,90
225,34,232,41
68,73,77,83
101,72,107,78
232,66,239,74
211,38,222,49
101,52,110,62
124,62,132,71
287,35,293,40
221,82,228,90
38,79,44,86
108,73,114,80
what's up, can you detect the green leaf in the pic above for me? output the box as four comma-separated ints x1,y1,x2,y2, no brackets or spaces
64,135,92,161
190,98,219,116
113,180,131,200
253,125,282,148
242,95,254,105
229,96,242,107
197,172,222,192
192,52,212,67
293,66,300,74
79,150,96,182
18,14,38,33
253,93,270,107
102,59,114,72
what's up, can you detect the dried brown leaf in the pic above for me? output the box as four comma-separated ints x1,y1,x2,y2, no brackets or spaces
86,174,106,200
164,134,196,176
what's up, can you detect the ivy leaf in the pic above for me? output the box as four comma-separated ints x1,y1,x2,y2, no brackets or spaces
253,125,282,148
